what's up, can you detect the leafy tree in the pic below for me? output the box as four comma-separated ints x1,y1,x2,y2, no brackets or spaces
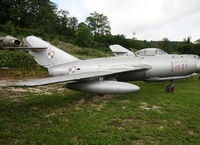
3,21,15,35
86,12,111,36
0,0,12,24
183,36,192,43
127,39,145,50
67,17,78,30
57,10,70,31
178,37,194,54
160,37,171,52
194,39,200,44
57,10,78,38
162,37,169,41
193,43,200,55
78,22,87,29
75,26,93,47
178,43,194,54
66,17,78,38
110,35,130,48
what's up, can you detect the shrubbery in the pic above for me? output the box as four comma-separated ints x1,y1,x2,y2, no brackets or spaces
0,50,39,68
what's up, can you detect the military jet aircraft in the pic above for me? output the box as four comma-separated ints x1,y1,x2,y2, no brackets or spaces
1,36,200,94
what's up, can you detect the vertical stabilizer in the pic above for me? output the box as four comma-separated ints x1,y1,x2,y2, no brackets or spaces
23,36,79,68
109,44,135,57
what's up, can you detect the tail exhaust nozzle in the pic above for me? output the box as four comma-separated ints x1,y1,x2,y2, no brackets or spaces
0,35,21,49
14,40,21,46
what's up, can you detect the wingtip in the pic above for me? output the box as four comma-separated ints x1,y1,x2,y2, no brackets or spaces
7,82,19,87
3,81,28,87
0,81,20,88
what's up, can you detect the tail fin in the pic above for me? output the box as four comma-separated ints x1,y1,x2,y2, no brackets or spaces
23,36,79,68
109,44,135,57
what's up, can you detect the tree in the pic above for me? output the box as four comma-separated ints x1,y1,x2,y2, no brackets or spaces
3,21,15,35
66,17,78,37
194,39,200,44
0,0,12,24
111,34,130,48
86,12,111,36
194,43,200,56
78,22,87,29
183,36,192,43
178,37,194,54
57,10,70,29
57,10,78,38
162,37,169,42
160,37,172,53
67,17,78,30
75,26,93,47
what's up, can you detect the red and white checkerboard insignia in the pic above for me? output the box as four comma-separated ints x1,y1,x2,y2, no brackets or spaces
47,51,55,59
68,67,76,73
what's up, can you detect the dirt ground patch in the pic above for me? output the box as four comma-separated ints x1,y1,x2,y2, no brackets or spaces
0,79,65,96
140,102,162,113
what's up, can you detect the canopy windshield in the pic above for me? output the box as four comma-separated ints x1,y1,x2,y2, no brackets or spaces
135,48,167,56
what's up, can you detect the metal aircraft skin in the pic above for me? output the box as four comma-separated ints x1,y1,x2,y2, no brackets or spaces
1,36,200,94
0,35,21,49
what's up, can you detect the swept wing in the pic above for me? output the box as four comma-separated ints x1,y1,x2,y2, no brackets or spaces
11,64,151,87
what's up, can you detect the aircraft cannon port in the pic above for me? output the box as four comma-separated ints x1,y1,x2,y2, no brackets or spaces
64,80,140,94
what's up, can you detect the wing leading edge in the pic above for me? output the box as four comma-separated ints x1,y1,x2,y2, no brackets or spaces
10,64,151,87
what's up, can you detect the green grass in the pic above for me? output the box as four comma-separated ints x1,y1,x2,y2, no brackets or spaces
0,77,200,144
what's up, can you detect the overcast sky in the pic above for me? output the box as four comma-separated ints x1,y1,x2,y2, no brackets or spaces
51,0,200,42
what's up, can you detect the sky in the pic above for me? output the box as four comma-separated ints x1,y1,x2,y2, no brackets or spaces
51,0,200,42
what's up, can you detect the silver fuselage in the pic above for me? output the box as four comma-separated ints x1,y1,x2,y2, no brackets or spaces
48,54,200,82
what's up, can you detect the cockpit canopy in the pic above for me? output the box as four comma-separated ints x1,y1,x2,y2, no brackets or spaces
135,48,168,56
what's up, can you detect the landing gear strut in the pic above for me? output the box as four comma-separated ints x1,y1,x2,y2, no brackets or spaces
166,80,175,93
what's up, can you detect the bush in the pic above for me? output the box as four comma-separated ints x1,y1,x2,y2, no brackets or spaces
3,21,15,35
0,50,40,69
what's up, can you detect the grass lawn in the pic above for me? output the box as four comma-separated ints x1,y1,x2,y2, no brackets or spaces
0,77,200,144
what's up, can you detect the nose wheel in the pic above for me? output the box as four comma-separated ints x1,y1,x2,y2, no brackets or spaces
166,80,175,93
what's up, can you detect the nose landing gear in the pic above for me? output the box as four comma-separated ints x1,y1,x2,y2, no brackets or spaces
166,80,175,93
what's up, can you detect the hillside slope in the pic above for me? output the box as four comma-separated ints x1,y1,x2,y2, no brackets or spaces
0,39,112,79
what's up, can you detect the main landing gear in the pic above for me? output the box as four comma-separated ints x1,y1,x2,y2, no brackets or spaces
166,80,175,93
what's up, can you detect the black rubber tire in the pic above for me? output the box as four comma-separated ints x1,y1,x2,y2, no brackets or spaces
166,85,171,92
171,86,174,93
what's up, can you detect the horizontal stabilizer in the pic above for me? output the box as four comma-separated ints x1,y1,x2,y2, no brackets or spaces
4,47,48,51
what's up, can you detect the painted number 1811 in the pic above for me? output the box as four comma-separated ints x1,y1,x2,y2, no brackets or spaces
171,61,188,72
